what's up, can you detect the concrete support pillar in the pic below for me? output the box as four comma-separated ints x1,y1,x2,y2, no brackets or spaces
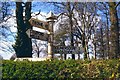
46,11,56,59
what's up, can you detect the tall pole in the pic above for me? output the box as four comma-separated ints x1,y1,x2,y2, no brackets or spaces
46,11,56,59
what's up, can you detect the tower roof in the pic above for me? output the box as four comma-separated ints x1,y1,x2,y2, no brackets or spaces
46,11,56,20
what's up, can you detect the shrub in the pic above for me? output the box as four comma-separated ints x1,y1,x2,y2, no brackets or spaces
2,59,120,79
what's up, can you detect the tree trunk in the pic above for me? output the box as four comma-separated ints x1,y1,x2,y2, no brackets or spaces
67,2,75,59
106,13,110,59
76,38,80,60
70,16,75,59
100,27,104,59
108,2,119,58
62,38,66,60
94,42,96,59
82,34,87,59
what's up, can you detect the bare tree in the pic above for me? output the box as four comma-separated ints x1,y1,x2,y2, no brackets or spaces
97,2,110,59
52,2,76,59
53,2,101,59
73,2,100,59
0,15,16,59
0,2,11,20
32,39,47,58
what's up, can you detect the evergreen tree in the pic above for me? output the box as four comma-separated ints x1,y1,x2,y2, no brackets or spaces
13,2,32,57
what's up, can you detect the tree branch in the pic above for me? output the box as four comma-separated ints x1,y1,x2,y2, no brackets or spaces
115,2,120,9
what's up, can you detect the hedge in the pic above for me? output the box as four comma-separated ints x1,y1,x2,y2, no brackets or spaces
1,59,120,79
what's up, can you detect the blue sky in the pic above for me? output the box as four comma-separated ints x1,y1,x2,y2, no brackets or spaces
6,2,59,15
0,2,57,15
32,2,56,13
